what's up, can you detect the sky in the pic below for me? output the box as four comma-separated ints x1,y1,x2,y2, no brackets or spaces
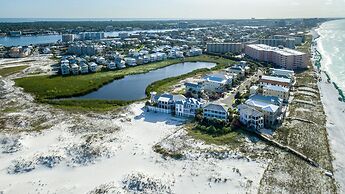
0,0,345,19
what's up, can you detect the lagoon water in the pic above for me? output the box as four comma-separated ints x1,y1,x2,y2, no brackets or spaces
0,29,178,47
0,35,62,47
317,19,345,93
74,62,216,101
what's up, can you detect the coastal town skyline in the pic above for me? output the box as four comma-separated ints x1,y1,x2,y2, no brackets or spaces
1,0,345,19
0,1,344,193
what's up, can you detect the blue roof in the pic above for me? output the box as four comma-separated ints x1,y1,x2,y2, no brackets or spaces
204,75,226,84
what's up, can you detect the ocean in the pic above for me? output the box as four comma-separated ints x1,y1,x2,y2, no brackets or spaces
317,19,345,93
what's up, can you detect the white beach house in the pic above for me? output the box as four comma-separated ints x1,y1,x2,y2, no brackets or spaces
148,92,186,114
175,98,203,118
203,74,233,93
70,63,79,75
61,63,70,75
79,62,89,74
88,62,98,73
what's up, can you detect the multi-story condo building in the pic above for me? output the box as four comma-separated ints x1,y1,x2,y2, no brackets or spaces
68,44,102,56
79,32,105,40
206,43,243,54
245,44,307,70
241,38,296,49
62,34,75,42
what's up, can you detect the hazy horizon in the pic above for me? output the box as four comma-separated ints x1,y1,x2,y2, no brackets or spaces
1,0,345,19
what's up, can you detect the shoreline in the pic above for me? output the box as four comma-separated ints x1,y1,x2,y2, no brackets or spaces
313,22,345,102
314,24,345,192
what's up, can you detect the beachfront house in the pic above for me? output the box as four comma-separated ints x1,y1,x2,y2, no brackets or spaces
88,62,98,73
175,98,203,118
259,75,292,88
203,74,233,93
262,85,289,102
238,104,264,130
245,94,283,127
203,102,229,121
147,92,186,114
79,61,89,74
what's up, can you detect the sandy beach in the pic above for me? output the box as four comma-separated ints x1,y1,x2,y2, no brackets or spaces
318,71,345,193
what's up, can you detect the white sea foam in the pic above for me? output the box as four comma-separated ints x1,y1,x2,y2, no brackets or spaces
317,19,345,92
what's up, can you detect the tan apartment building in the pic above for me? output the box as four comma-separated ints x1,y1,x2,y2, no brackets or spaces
245,44,307,70
206,43,243,54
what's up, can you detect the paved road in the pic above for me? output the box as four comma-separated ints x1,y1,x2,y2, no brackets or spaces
219,70,262,107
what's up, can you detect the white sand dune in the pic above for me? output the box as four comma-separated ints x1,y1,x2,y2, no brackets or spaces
0,101,267,194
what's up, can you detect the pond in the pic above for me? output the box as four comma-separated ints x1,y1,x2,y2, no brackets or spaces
73,62,216,101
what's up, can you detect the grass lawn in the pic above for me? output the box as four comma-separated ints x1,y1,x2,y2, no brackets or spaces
42,99,133,112
14,55,235,111
0,65,29,77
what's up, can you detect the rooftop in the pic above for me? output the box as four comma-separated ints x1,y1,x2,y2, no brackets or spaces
261,75,291,84
263,85,289,92
203,102,228,112
245,99,279,113
238,104,264,117
249,94,282,106
247,44,305,56
204,74,231,84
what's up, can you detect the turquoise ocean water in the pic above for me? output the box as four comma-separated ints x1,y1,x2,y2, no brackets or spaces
317,19,345,93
